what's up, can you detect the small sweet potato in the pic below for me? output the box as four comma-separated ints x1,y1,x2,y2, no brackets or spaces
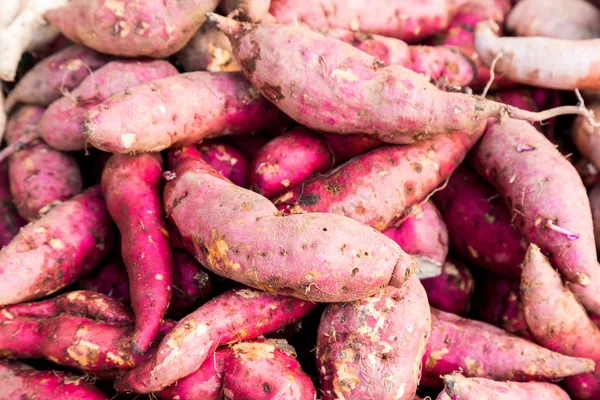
115,287,317,393
0,161,26,247
222,0,271,22
573,102,600,171
249,128,333,198
177,22,239,72
83,72,281,153
197,140,250,187
39,60,179,151
323,133,383,165
317,274,430,400
421,256,474,316
78,258,131,306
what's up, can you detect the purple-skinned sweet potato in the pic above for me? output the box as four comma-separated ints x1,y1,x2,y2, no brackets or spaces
115,287,317,393
39,60,179,151
421,307,595,387
421,256,474,316
432,165,526,279
83,71,281,153
78,258,131,306
4,44,111,112
573,103,600,171
249,128,333,198
164,156,417,302
275,127,485,231
0,161,26,247
222,0,271,22
197,140,250,187
521,243,600,399
470,118,600,315
6,105,82,221
177,22,239,72
102,153,172,354
383,201,449,279
0,185,114,306
323,133,383,165
223,339,316,399
590,183,600,254
0,361,108,400
170,250,213,318
45,0,220,58
317,274,430,400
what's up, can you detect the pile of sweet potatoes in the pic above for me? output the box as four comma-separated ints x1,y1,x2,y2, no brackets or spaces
1,1,600,399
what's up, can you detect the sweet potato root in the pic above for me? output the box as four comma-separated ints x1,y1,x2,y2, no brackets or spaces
323,133,383,165
177,22,239,72
0,161,26,247
317,275,430,400
83,72,281,153
421,256,474,316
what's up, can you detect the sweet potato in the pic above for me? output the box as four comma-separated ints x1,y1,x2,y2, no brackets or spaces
317,274,430,400
0,185,114,306
196,140,250,187
6,105,82,221
169,250,213,318
432,165,526,279
383,201,449,279
177,22,239,72
222,0,271,22
83,72,281,153
0,360,108,400
422,307,595,387
102,153,172,354
45,0,220,58
209,15,570,145
115,287,317,393
470,118,600,314
78,258,131,306
437,372,571,400
323,133,383,165
5,44,110,112
507,0,600,40
223,339,316,399
0,92,5,143
275,127,484,231
573,103,600,171
0,161,26,247
39,60,179,151
591,184,600,254
164,156,417,302
421,257,474,316
249,128,333,198
574,158,600,188
521,243,600,399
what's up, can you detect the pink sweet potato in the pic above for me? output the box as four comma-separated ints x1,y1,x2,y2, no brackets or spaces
83,71,281,153
0,161,25,247
0,185,114,306
170,249,213,318
249,128,333,198
196,140,250,187
45,0,220,58
223,339,316,399
437,372,571,400
0,361,108,400
590,183,600,254
317,274,430,400
422,308,595,386
469,118,600,314
164,156,417,302
275,127,484,231
432,165,526,279
573,102,600,171
4,44,111,112
222,0,271,22
78,258,131,306
421,256,474,316
521,243,600,399
115,287,317,393
177,22,239,72
323,133,383,165
102,153,172,353
383,201,449,279
39,60,179,151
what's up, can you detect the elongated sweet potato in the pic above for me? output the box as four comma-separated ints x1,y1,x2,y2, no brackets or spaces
0,185,114,306
421,257,474,316
422,308,595,387
164,156,417,302
78,259,131,306
470,118,600,314
323,133,383,164
223,339,316,399
5,44,111,112
222,0,271,22
432,165,525,278
275,127,484,231
383,201,449,279
177,22,239,72
249,128,332,198
45,0,220,58
522,244,600,399
0,161,26,247
39,60,179,151
317,274,430,400
83,72,281,153
590,183,600,254
115,287,317,393
0,361,108,400
102,153,172,354
573,102,600,171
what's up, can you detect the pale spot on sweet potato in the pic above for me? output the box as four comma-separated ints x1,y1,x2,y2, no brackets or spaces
223,388,234,398
426,347,449,369
117,21,131,37
49,238,64,250
330,69,359,82
467,245,479,259
158,105,166,113
155,274,164,281
333,351,360,396
1,310,13,319
236,288,263,298
207,46,238,72
61,59,84,72
160,227,169,237
281,179,290,187
136,21,150,35
233,341,276,362
23,157,34,171
120,133,136,149
67,340,100,367
396,382,406,399
106,351,129,366
350,19,360,31
378,170,389,176
105,0,125,17
464,357,484,376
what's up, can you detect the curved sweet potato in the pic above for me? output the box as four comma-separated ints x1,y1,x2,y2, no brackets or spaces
177,23,239,72
421,257,474,316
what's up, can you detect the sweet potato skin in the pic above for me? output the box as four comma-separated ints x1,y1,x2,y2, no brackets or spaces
45,0,220,58
169,250,213,318
421,257,474,316
83,72,280,153
39,60,179,151
591,183,600,254
573,103,600,171
0,161,25,247
317,275,430,400
249,128,333,198
164,157,416,302
323,133,382,164
177,22,239,72
102,153,172,354
115,287,316,393
78,259,131,306
196,140,250,187
222,0,271,22
0,186,114,306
